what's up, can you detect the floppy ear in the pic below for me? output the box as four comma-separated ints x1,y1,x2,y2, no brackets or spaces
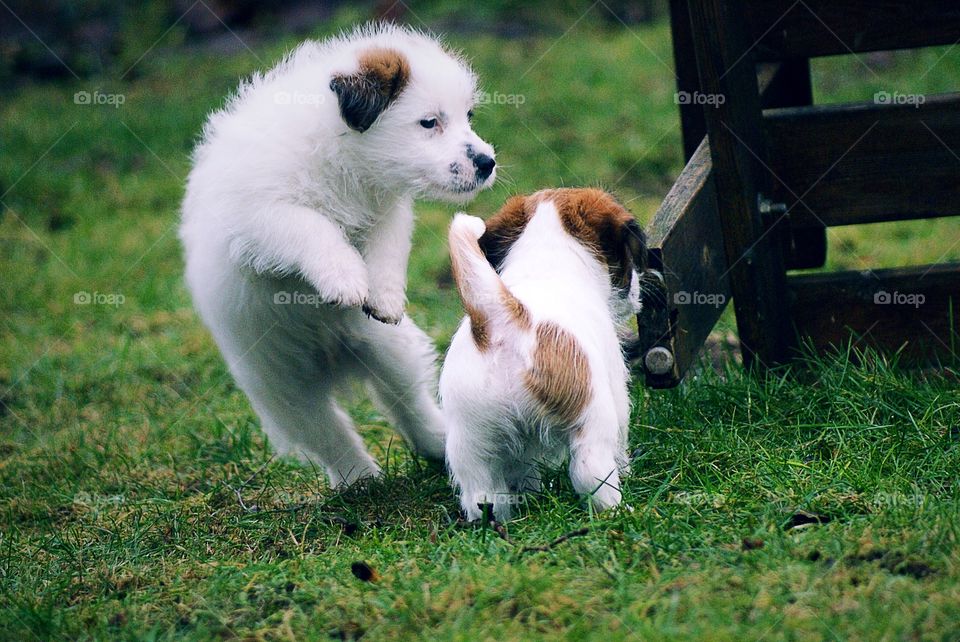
607,217,648,291
623,218,648,275
329,48,410,132
477,195,530,270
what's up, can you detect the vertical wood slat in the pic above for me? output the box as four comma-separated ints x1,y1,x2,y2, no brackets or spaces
687,0,793,368
756,60,827,270
669,0,706,162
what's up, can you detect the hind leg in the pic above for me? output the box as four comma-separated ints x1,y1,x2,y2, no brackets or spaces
357,317,446,460
447,423,515,521
504,437,556,494
246,382,380,486
229,347,379,487
568,394,628,512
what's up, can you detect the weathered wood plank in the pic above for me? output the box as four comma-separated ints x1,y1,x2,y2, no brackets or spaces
747,0,960,61
636,138,729,387
789,263,960,362
765,93,960,228
755,59,827,270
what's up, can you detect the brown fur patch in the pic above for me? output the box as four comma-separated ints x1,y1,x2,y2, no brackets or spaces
330,47,410,132
358,47,411,88
539,188,647,290
478,195,531,269
500,283,531,330
524,321,592,424
469,318,488,349
479,189,646,290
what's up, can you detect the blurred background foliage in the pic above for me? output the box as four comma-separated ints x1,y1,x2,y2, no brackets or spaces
0,0,666,82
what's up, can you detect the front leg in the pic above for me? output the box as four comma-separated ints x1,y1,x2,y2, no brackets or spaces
361,200,414,324
228,202,368,306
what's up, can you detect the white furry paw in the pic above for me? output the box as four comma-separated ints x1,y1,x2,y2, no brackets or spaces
362,287,406,325
329,461,382,488
588,484,622,513
306,261,369,309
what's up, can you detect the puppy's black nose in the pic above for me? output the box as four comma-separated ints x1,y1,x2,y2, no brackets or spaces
473,154,496,181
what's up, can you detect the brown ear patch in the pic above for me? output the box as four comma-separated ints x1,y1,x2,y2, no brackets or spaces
524,321,592,424
330,47,410,132
620,218,648,286
478,195,530,269
544,188,646,290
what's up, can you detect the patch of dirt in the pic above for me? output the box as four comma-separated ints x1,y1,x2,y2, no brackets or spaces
701,331,742,372
806,550,831,564
846,549,937,580
350,561,378,582
805,547,937,580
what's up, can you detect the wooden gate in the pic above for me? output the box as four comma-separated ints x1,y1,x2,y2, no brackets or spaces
632,0,960,387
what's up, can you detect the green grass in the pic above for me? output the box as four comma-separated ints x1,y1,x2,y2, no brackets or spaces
2,10,960,640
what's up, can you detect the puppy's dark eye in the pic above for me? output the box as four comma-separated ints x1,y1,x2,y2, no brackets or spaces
467,110,474,120
419,118,437,129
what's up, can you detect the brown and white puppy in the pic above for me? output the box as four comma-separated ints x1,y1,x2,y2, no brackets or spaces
440,188,646,520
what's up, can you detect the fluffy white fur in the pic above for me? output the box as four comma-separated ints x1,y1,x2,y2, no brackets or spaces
441,192,644,521
180,24,495,487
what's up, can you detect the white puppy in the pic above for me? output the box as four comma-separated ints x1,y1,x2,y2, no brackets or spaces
180,24,496,487
440,189,646,521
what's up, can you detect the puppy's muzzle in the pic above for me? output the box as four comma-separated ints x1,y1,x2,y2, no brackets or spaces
466,145,496,183
472,153,496,182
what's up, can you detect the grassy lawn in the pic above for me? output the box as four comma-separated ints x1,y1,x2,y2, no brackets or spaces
2,9,960,640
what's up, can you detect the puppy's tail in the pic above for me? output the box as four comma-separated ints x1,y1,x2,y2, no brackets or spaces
448,213,529,348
